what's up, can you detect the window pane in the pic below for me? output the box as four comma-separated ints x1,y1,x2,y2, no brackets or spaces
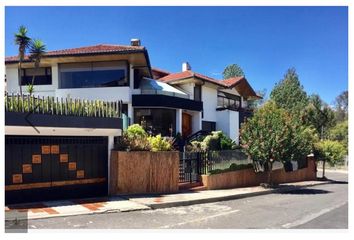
59,61,127,88
21,67,52,85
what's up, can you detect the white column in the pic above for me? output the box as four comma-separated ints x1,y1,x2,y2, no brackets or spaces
107,135,115,195
176,109,182,135
128,103,133,125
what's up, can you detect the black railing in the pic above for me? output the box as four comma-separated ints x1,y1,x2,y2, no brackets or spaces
5,93,123,118
179,149,251,183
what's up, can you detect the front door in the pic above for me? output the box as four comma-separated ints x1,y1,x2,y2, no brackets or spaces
182,113,192,138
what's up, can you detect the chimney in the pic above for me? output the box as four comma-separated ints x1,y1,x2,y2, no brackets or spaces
182,62,191,72
131,38,141,46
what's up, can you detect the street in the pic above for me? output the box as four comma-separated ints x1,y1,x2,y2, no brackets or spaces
7,172,348,229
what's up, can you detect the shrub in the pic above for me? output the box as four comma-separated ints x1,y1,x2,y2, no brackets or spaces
148,134,173,152
188,131,236,151
240,101,317,184
208,163,254,175
329,120,348,152
122,124,150,151
314,140,346,167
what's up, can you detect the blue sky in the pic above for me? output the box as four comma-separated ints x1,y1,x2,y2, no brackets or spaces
5,6,348,104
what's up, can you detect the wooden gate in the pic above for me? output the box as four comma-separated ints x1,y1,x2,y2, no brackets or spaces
5,135,108,204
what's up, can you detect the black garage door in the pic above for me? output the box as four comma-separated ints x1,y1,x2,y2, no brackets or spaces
5,135,108,204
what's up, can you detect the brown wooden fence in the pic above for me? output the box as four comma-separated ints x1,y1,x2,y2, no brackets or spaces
109,151,179,195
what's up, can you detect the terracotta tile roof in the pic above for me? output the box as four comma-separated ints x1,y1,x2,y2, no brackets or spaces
5,44,146,63
159,71,259,98
221,76,245,87
159,70,225,87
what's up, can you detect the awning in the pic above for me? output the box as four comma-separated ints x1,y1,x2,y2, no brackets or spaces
140,77,189,98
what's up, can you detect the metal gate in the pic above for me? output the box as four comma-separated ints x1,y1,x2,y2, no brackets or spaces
179,152,208,183
5,135,108,204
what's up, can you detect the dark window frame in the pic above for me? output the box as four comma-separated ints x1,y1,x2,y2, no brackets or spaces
217,92,242,111
20,67,52,86
58,60,130,89
194,84,202,101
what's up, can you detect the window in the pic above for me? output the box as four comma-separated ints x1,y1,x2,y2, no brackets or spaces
59,61,128,89
194,85,202,101
202,121,216,132
134,108,176,137
217,91,241,111
20,67,52,85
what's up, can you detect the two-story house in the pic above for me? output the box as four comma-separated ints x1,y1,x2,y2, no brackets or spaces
5,39,259,143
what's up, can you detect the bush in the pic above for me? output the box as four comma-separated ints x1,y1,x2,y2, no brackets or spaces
188,131,236,151
329,120,348,152
208,163,254,175
314,140,346,167
122,124,150,151
148,134,172,152
240,101,317,183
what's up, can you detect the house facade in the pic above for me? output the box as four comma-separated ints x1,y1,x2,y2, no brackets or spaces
5,39,259,143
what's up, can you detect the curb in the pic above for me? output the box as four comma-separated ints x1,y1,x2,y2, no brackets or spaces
143,181,332,209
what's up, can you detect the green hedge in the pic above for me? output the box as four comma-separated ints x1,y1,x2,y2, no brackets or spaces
208,163,254,175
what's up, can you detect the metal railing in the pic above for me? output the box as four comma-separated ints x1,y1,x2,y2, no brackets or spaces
179,149,252,183
5,93,123,118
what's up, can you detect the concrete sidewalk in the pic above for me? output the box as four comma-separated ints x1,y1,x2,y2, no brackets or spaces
5,196,149,221
124,180,330,209
5,180,330,221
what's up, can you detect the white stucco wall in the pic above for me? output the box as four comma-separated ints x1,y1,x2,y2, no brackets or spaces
201,85,218,122
177,82,194,100
6,64,57,97
191,111,202,133
55,87,131,102
216,110,240,144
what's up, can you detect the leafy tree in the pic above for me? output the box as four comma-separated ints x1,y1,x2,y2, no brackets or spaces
28,39,46,95
14,25,31,95
314,140,346,178
270,68,308,115
222,64,245,79
240,101,317,185
302,94,335,140
333,90,348,122
329,120,348,152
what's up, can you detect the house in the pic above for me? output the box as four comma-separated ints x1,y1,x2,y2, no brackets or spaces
5,39,259,143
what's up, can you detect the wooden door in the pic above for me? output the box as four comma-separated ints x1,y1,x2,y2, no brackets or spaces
182,113,192,137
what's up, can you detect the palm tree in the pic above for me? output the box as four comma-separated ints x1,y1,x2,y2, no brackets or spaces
28,39,46,95
14,25,31,95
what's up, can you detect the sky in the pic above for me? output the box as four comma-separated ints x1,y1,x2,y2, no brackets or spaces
5,6,348,104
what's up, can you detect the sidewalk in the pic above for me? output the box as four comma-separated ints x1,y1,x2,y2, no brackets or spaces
5,180,329,221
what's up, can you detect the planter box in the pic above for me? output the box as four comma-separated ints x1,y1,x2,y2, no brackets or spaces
201,157,317,190
109,151,179,195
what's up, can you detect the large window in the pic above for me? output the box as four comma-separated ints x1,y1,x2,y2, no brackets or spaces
59,61,128,89
194,84,202,101
217,91,241,111
21,67,52,85
134,108,176,137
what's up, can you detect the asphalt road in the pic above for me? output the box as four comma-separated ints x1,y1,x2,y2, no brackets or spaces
7,171,348,230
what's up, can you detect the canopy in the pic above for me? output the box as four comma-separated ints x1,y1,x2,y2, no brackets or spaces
140,77,188,98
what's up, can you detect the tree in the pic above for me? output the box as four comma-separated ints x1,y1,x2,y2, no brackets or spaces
240,101,316,185
302,94,335,140
222,64,245,79
314,140,346,178
28,39,46,95
333,90,348,122
14,25,31,95
329,120,348,152
270,68,308,115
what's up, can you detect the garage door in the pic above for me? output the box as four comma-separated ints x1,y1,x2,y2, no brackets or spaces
5,136,108,204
